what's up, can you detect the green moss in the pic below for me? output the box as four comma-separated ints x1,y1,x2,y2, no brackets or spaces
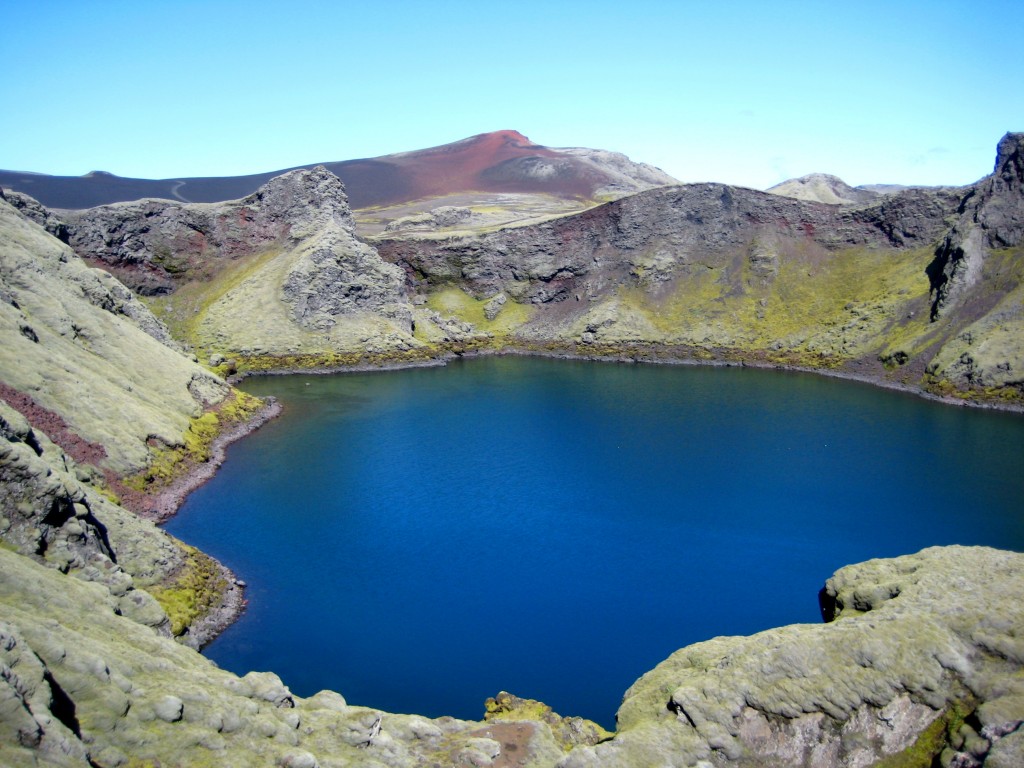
144,543,227,636
93,483,122,505
145,247,284,356
425,286,535,335
122,389,265,492
607,244,934,368
871,698,975,768
923,375,1024,406
484,691,613,751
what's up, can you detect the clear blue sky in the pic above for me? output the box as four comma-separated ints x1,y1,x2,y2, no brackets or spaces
2,0,1021,189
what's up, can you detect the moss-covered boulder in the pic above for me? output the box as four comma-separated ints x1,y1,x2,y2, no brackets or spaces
562,546,1024,768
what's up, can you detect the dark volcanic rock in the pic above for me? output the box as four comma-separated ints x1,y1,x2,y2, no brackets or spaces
929,132,1024,318
0,187,69,242
379,182,958,305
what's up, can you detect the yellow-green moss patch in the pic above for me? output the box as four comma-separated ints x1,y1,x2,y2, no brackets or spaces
426,286,535,335
144,542,228,637
122,389,265,492
146,247,285,356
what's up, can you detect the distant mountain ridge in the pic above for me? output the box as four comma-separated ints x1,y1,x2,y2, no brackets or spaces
0,130,677,210
767,172,934,205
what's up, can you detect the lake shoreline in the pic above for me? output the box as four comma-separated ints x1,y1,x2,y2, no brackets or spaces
150,396,282,649
226,346,1024,415
166,346,1020,654
166,354,1024,724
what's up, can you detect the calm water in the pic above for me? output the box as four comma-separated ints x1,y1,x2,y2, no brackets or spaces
165,357,1024,727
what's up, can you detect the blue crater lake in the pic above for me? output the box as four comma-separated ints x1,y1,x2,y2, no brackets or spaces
164,357,1024,728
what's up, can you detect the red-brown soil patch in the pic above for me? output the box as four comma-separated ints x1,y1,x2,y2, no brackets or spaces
0,381,108,466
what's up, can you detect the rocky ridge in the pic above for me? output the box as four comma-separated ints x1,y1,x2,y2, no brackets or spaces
54,167,418,361
0,189,229,475
374,133,1024,402
14,135,1024,404
58,165,364,296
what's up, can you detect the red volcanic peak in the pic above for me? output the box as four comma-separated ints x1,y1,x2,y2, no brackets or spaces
341,130,584,206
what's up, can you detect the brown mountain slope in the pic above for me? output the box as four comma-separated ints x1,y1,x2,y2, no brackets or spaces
0,131,677,210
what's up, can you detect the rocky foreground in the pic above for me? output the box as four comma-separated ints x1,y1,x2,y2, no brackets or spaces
3,479,1023,768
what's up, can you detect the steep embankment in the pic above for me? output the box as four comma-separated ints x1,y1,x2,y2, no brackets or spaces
17,134,1024,406
0,190,230,476
34,134,1024,406
51,167,419,366
0,189,265,647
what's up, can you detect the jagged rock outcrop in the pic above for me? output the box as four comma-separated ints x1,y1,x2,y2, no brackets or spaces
922,133,1024,392
0,400,176,634
379,181,965,369
58,165,360,295
55,167,417,360
381,182,959,306
18,135,1023,400
929,133,1024,316
1,187,70,242
375,136,1022,402
282,225,411,333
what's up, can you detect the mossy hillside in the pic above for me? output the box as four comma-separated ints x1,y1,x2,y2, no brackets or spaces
167,236,418,363
145,246,286,355
573,245,934,368
924,246,1024,399
122,389,264,492
0,199,230,476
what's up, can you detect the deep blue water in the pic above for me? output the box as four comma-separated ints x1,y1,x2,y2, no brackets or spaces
164,357,1024,728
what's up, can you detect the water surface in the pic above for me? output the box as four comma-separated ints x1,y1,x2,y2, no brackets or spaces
165,357,1024,727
